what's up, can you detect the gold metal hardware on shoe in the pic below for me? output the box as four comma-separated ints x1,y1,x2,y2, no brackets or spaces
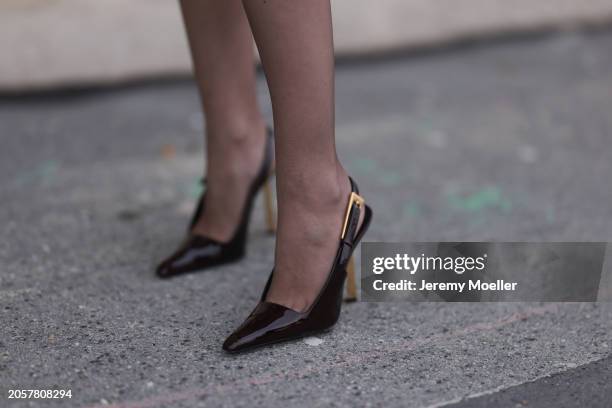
263,178,276,233
340,192,365,239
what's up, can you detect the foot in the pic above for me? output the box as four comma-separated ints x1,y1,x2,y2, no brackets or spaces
191,121,268,243
265,167,365,312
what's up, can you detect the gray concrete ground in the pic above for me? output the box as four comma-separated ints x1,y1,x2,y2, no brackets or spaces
1,29,612,407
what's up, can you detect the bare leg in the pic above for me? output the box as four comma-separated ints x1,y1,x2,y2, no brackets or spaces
181,0,267,242
242,0,361,311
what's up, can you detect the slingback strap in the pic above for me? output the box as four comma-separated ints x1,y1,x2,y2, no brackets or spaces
189,180,206,230
340,177,364,247
263,126,275,174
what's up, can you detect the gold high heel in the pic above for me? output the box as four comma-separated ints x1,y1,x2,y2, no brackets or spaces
345,255,357,302
263,172,276,234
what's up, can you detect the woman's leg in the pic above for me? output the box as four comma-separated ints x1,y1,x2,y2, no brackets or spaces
180,0,267,242
242,0,355,311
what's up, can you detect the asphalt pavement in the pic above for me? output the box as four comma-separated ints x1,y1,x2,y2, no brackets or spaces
1,29,612,407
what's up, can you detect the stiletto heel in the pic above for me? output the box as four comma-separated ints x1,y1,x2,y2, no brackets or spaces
345,255,357,302
156,127,275,278
223,176,373,353
263,174,276,234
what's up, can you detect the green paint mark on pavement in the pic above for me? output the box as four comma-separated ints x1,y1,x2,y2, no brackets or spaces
448,186,512,213
14,160,60,186
379,172,402,187
39,160,59,181
403,201,422,218
350,157,403,187
186,178,204,198
351,158,377,174
546,207,556,223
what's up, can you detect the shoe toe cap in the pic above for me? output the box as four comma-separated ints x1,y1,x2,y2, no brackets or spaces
222,302,304,353
155,257,177,278
221,335,240,353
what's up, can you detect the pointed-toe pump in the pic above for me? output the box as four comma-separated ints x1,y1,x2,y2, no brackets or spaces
222,177,372,353
156,127,276,279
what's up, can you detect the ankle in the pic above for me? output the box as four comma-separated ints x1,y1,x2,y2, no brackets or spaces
204,118,267,179
274,165,351,247
279,165,350,211
206,110,266,139
207,118,265,149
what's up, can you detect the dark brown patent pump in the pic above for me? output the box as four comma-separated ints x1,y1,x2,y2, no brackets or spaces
156,127,275,278
222,177,372,353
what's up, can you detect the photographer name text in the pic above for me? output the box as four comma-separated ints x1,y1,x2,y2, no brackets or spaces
371,254,518,292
